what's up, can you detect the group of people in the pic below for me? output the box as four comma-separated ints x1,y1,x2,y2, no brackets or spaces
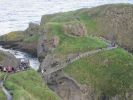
0,58,30,73
16,58,30,71
0,65,15,73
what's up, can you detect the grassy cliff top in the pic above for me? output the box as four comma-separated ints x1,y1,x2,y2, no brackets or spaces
65,48,133,96
4,70,60,100
44,22,107,57
40,3,133,52
0,31,24,42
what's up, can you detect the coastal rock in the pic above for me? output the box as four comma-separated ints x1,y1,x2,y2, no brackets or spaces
63,21,87,37
25,22,40,36
0,50,19,67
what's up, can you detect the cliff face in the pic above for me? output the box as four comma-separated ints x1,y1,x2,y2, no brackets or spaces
0,50,19,67
93,4,133,52
0,23,40,56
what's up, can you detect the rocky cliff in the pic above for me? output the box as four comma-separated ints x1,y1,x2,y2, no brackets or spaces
40,4,133,53
0,50,19,67
38,4,133,100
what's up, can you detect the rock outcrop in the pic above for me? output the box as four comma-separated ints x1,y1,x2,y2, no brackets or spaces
0,50,19,67
24,22,40,36
0,23,40,56
91,4,133,53
63,21,87,37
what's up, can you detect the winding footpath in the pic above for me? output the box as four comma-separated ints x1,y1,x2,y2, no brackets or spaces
43,46,118,75
45,46,118,100
0,74,12,100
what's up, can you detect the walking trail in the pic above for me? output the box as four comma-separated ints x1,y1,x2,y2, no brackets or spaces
43,46,118,75
46,46,118,100
0,74,12,100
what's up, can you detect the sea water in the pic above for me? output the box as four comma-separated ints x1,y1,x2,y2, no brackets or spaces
0,0,132,35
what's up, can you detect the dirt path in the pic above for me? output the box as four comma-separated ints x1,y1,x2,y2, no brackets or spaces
43,46,118,100
43,46,118,75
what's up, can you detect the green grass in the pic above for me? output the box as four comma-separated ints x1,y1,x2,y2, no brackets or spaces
44,22,107,56
24,34,39,43
4,70,60,100
64,48,133,96
0,31,24,41
0,31,39,44
0,89,6,100
0,72,6,100
40,4,133,52
0,72,6,80
41,9,97,34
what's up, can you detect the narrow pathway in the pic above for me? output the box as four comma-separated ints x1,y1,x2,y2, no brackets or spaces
0,74,12,100
46,46,118,100
43,46,118,75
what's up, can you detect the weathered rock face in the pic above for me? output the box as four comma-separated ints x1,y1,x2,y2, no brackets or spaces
37,32,59,62
0,50,19,67
25,22,40,36
0,22,40,56
93,5,133,53
63,21,87,37
19,42,38,56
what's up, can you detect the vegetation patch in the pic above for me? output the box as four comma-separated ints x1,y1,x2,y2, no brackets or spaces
64,48,133,96
0,72,6,80
0,31,24,42
4,70,60,100
45,22,107,56
24,34,39,43
0,89,6,100
40,4,133,53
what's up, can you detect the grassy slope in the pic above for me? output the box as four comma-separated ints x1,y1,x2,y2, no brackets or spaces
0,53,7,100
64,48,133,96
0,73,6,100
0,30,39,44
0,31,24,41
4,70,60,100
40,4,133,51
39,4,133,96
44,22,107,57
0,73,6,80
23,34,39,43
0,89,6,100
